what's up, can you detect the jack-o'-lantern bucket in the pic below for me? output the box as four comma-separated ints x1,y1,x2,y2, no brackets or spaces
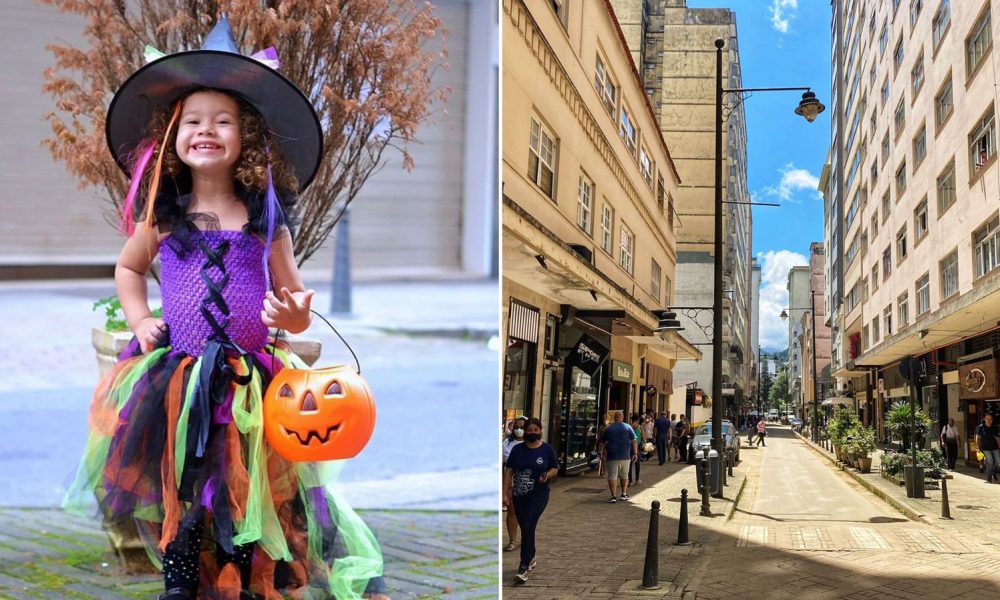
263,312,375,462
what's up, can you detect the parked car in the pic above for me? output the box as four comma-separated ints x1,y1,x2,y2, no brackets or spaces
791,418,804,431
687,420,740,465
768,409,780,422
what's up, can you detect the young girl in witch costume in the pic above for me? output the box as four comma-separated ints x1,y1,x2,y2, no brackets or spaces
64,17,387,600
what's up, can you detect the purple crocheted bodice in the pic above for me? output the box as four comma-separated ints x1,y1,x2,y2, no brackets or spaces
159,230,268,356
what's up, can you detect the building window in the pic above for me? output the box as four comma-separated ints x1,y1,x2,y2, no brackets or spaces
893,35,905,72
620,105,637,156
656,173,665,211
879,20,889,56
974,216,1000,278
667,193,675,229
914,197,929,240
619,224,634,274
935,75,953,130
894,97,906,139
911,51,925,96
937,159,956,214
881,132,890,163
847,231,861,265
871,211,879,239
913,125,927,170
872,263,880,291
664,275,672,304
883,246,893,277
529,118,556,199
871,158,879,183
594,54,617,117
941,249,959,299
863,275,870,301
549,0,569,28
916,272,931,315
863,324,870,350
895,160,907,195
881,78,890,107
577,174,594,235
651,259,661,303
870,62,877,86
884,304,893,336
911,0,924,27
600,204,614,255
933,0,951,51
967,8,992,78
898,291,910,327
639,146,653,186
882,189,891,224
896,225,908,263
969,105,996,175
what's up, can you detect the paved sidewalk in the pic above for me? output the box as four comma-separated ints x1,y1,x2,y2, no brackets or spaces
0,508,497,599
501,446,757,599
794,430,1000,546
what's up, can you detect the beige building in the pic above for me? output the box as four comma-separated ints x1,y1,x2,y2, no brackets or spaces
0,0,495,280
829,0,1000,462
501,0,699,472
799,243,832,423
609,0,755,417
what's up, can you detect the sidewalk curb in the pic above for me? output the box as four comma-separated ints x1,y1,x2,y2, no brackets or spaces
374,326,498,341
726,474,748,521
793,430,929,524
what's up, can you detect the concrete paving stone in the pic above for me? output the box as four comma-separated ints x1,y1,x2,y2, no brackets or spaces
0,589,38,600
65,582,137,600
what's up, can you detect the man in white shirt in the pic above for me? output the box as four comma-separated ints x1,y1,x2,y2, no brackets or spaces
940,417,960,471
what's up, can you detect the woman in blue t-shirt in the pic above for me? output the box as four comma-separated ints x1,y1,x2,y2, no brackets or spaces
503,418,559,585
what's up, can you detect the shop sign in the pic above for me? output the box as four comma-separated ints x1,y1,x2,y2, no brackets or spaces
722,386,736,396
567,334,610,376
959,358,998,400
611,360,633,382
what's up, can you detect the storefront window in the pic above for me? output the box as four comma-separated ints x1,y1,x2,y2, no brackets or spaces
561,367,600,470
503,339,536,417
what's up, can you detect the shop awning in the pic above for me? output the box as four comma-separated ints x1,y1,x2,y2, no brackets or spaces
822,396,854,406
626,331,703,361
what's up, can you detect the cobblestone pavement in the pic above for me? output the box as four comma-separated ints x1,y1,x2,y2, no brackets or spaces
501,447,752,599
0,508,498,599
692,427,1000,599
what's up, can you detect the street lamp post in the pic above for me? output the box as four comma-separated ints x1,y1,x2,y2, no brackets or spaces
780,289,821,442
712,38,824,465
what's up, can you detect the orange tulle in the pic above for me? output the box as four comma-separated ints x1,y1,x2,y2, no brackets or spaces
88,358,137,436
159,356,192,551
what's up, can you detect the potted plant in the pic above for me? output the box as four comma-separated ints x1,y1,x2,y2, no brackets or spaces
886,400,931,452
852,424,877,473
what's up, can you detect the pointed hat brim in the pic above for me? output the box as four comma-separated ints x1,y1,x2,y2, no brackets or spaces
106,50,323,190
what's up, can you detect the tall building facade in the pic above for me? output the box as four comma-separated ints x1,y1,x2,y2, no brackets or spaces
787,266,811,413
750,258,762,404
610,0,754,417
501,0,700,473
829,0,1000,463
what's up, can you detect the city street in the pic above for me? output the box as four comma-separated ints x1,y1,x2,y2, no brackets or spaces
501,425,1000,599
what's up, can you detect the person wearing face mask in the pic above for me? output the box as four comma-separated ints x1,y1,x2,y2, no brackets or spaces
503,418,559,585
502,417,527,552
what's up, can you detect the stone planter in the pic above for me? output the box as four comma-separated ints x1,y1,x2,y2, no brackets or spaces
90,326,322,572
858,456,872,473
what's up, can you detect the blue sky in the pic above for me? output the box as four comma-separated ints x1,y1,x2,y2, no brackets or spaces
688,0,831,351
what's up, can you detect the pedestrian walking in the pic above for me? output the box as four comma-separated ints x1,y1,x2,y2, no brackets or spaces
756,418,767,447
598,411,638,502
654,411,672,465
61,17,385,599
747,414,757,445
940,417,960,471
975,414,1000,483
629,414,643,485
675,415,690,462
502,417,527,552
503,418,559,585
641,413,655,447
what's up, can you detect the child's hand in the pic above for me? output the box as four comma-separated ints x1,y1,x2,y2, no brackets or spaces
134,317,168,353
262,287,315,333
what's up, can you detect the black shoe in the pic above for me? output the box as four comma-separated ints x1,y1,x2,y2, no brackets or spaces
514,568,528,584
158,589,193,600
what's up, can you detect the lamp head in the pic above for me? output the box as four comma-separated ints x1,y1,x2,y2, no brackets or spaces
779,309,789,321
794,90,825,123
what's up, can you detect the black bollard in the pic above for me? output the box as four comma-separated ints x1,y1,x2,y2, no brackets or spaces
676,489,693,545
940,476,952,520
700,457,712,516
641,500,661,589
728,448,734,476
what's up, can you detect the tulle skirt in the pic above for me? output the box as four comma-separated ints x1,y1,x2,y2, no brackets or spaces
63,340,383,599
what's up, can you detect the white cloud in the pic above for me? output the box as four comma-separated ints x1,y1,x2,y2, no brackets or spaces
761,162,822,202
757,249,809,351
770,0,798,34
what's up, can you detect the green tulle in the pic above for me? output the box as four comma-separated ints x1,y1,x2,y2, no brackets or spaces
173,355,202,483
62,348,169,513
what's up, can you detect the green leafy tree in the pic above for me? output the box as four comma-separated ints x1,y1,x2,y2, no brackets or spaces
769,368,790,411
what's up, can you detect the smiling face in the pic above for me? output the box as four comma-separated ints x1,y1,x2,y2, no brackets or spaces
174,90,242,176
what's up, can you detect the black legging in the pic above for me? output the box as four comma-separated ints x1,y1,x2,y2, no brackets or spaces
512,489,549,571
162,511,254,593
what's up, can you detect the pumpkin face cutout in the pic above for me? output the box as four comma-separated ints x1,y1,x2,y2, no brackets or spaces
263,364,376,462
